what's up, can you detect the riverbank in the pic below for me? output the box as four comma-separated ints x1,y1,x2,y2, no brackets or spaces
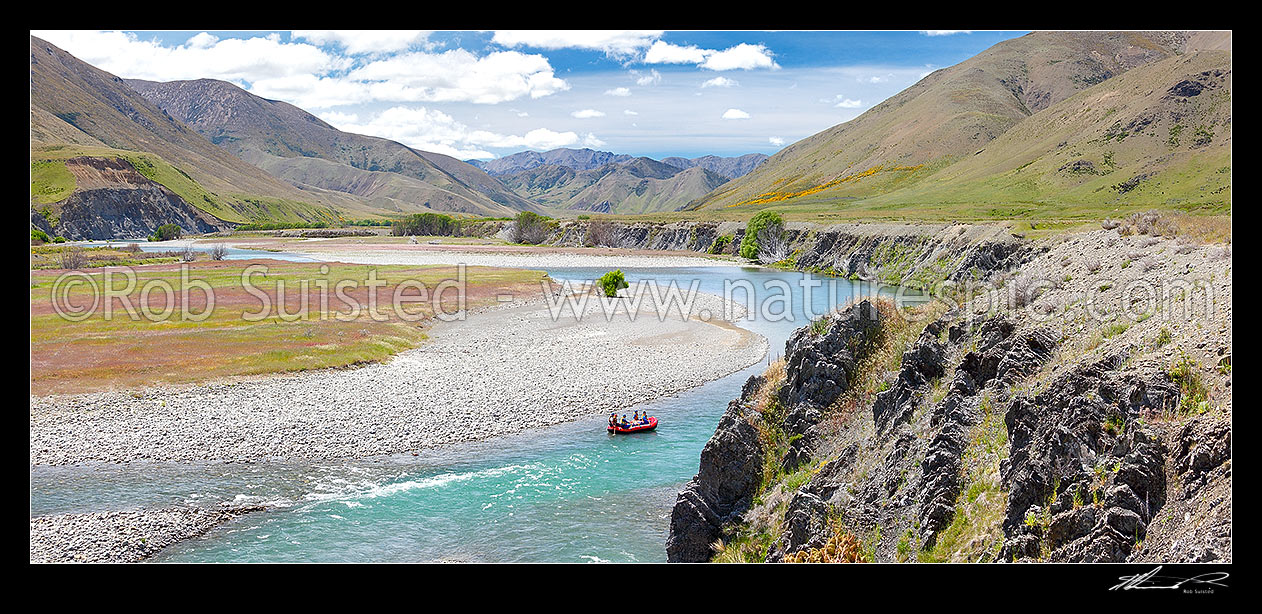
30,505,263,563
31,287,767,466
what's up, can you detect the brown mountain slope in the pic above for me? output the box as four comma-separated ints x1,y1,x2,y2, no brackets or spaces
862,50,1231,214
690,31,1197,211
30,36,355,224
126,78,539,217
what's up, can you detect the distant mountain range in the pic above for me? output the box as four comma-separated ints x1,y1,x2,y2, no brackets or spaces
30,31,1230,239
495,157,733,214
127,78,540,217
470,148,768,181
469,148,768,213
689,30,1231,214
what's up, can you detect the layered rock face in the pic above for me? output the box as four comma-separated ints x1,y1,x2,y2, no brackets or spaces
665,374,767,562
667,228,1231,564
540,219,1043,291
666,300,884,562
34,157,231,240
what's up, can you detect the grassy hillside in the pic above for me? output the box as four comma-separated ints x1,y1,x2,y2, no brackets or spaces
30,144,341,225
861,50,1231,215
688,31,1195,213
30,36,358,224
241,149,511,216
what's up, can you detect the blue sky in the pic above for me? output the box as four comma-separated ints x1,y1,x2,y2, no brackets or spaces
33,30,1029,160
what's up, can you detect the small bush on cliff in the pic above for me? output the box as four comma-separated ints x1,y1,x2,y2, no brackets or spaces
739,210,784,260
585,219,616,247
597,270,628,297
708,234,733,254
1168,354,1210,415
31,228,50,244
509,211,552,245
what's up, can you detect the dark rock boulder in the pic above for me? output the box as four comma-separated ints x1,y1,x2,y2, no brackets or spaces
666,376,767,562
780,299,883,411
999,353,1177,562
873,323,947,432
54,186,230,240
765,490,832,562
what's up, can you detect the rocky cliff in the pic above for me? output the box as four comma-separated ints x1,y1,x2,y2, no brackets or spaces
513,218,1043,291
32,156,232,240
666,225,1231,563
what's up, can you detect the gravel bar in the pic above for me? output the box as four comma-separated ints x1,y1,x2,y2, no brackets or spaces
29,506,262,563
31,289,767,465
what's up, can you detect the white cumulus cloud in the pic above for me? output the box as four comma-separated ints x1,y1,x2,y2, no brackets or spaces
721,108,751,120
292,30,432,54
701,76,738,88
571,109,606,118
644,40,779,71
604,87,631,96
329,105,583,159
492,30,662,57
32,30,345,83
632,69,662,86
769,136,785,146
700,43,779,71
643,40,711,64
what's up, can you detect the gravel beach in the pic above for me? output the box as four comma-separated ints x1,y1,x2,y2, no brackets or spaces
29,506,262,563
31,288,767,466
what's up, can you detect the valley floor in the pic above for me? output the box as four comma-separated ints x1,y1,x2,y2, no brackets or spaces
30,287,766,466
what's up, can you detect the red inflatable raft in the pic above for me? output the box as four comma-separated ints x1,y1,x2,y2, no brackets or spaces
608,416,657,434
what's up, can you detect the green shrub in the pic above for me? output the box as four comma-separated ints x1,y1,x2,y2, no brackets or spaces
31,228,51,244
1168,354,1210,415
53,236,67,243
391,212,461,237
739,210,784,259
597,269,628,297
149,223,183,242
510,211,552,244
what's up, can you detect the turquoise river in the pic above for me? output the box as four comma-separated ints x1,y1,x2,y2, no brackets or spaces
31,257,911,562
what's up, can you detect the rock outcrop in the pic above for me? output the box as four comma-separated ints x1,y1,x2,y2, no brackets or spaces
666,300,885,561
34,157,232,240
668,227,1230,564
666,375,767,562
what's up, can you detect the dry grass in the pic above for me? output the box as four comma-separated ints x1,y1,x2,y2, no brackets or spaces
1117,210,1231,244
782,527,867,563
30,260,546,394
